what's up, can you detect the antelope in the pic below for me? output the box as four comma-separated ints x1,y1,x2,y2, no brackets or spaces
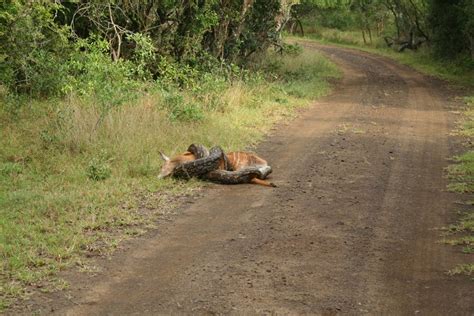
158,150,276,187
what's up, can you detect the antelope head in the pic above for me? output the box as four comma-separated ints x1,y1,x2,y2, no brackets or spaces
158,150,197,179
158,151,174,179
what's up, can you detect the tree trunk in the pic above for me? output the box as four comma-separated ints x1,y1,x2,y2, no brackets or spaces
470,35,474,60
295,16,304,37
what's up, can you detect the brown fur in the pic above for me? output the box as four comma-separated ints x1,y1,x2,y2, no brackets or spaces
159,151,275,187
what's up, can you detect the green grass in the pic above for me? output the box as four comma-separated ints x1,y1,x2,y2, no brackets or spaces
359,47,473,87
447,264,474,279
0,47,340,309
444,97,474,279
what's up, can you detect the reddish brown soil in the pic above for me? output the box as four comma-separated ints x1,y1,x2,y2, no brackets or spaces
12,44,474,315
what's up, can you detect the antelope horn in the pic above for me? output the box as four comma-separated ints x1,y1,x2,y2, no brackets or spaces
159,151,170,161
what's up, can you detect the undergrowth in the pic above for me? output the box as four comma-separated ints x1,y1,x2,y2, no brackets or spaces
0,45,340,309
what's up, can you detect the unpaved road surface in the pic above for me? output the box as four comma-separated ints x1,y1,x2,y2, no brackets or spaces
20,44,474,315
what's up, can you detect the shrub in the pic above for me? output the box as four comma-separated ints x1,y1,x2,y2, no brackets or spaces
127,33,156,81
162,92,204,122
0,1,70,96
0,162,23,177
429,0,473,59
65,36,141,109
86,152,112,181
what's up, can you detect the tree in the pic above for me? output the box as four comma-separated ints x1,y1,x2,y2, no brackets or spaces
384,0,429,41
464,0,474,59
351,0,386,44
429,0,473,59
0,1,69,96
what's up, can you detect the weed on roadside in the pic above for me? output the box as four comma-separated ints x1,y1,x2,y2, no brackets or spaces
444,96,474,278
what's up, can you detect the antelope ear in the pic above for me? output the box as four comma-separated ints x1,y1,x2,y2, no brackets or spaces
159,151,170,161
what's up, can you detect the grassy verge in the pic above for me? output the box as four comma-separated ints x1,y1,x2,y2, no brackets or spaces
0,47,340,309
445,96,474,279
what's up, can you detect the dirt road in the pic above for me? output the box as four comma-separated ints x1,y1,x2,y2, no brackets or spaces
26,44,474,315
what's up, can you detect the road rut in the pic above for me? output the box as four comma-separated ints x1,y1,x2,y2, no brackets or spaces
27,44,474,315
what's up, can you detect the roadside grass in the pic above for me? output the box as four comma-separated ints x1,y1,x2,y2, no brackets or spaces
444,96,474,278
301,25,365,47
0,47,340,309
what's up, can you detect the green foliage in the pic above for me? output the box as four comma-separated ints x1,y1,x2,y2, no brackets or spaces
315,7,355,30
238,0,282,59
297,0,428,40
296,0,473,61
447,264,474,278
447,151,474,194
0,1,69,96
260,45,340,99
86,154,112,181
172,1,220,60
1,0,471,101
429,0,473,59
296,0,370,30
0,93,28,117
0,1,291,99
162,92,204,122
301,0,351,9
0,162,23,177
127,33,156,81
156,58,200,89
66,36,141,109
282,43,304,55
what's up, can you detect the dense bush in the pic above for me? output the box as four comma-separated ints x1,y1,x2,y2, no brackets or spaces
429,0,474,60
0,1,70,96
66,36,142,109
0,0,300,99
